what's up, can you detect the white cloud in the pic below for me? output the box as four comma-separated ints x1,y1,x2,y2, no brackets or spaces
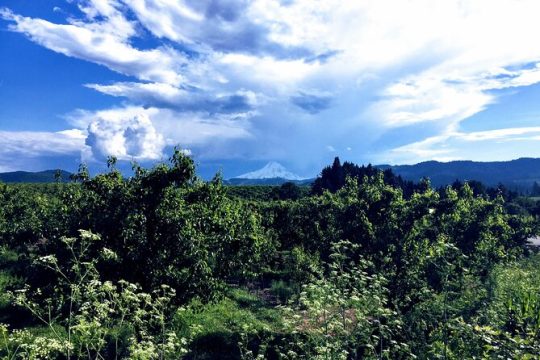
65,106,252,161
4,0,540,170
0,130,85,157
126,0,312,57
247,0,540,136
218,53,318,86
371,62,540,129
155,110,252,146
85,111,165,161
386,126,540,163
74,0,135,38
0,130,86,171
458,127,540,142
86,82,190,104
85,81,262,113
1,7,183,84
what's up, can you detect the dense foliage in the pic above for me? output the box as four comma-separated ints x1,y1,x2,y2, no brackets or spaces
311,157,421,197
1,150,539,359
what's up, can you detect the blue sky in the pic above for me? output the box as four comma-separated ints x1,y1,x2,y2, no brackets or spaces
2,0,540,179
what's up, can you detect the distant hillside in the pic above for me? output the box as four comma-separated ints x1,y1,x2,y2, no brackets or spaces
0,170,72,183
379,158,540,188
228,158,540,188
4,158,540,189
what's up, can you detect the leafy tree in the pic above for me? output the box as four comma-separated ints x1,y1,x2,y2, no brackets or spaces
312,157,418,197
275,182,303,200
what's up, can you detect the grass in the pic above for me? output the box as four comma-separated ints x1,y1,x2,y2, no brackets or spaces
175,288,282,338
173,287,283,359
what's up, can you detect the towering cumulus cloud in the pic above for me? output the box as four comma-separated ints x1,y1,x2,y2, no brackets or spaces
85,113,165,161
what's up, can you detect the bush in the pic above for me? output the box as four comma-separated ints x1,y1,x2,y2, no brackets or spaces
269,280,293,304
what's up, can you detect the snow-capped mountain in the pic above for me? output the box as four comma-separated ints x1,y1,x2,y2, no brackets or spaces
235,162,304,180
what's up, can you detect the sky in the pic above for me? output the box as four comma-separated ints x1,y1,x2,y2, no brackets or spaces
2,0,540,179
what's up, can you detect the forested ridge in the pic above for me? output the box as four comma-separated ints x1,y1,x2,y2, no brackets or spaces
1,149,540,359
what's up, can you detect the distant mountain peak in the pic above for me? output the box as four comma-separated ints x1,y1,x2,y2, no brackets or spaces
235,162,304,180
